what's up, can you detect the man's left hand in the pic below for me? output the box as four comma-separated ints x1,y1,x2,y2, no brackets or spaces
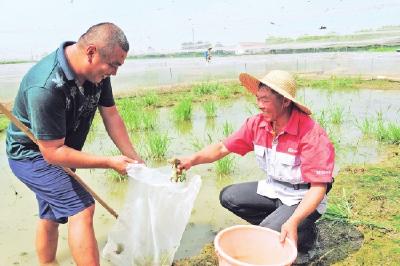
280,219,298,246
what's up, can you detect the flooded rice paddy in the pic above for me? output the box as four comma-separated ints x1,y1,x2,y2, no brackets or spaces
1,82,400,265
1,52,400,102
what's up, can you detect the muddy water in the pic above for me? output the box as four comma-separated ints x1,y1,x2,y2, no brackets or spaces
0,88,399,265
1,52,399,102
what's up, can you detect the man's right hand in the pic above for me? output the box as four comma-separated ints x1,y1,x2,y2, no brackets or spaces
176,157,193,173
108,155,137,175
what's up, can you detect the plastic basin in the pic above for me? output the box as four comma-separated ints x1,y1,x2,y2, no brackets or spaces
214,225,297,266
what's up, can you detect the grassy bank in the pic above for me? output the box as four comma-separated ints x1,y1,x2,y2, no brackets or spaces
297,75,400,91
115,76,400,108
0,60,34,65
324,145,400,265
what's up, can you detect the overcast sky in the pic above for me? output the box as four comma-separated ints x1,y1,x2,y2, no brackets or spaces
0,0,399,60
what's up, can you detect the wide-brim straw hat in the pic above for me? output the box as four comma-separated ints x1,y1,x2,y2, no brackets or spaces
239,70,311,115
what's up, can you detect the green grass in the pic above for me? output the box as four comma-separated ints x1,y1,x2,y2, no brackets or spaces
367,46,400,52
173,98,192,121
145,132,169,160
297,76,363,90
324,188,353,221
0,60,33,65
320,147,400,264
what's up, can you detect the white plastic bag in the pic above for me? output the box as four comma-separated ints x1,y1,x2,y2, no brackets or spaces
103,164,202,266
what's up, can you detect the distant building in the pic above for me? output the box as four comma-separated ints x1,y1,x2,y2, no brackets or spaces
235,42,270,55
181,41,212,51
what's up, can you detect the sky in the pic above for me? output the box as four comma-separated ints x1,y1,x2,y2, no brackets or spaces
0,0,399,60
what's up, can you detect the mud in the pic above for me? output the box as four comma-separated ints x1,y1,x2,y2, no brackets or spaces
174,220,363,266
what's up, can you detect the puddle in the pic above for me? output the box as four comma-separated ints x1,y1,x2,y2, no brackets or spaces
0,88,399,265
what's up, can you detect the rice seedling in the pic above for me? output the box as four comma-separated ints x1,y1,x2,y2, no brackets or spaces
190,133,213,150
229,83,244,95
142,92,160,107
141,110,158,130
203,101,217,118
314,109,329,130
193,83,218,96
173,98,192,121
174,119,193,134
215,155,235,176
216,85,231,99
123,109,142,131
118,99,143,131
222,121,234,137
105,150,129,182
191,137,204,151
106,168,128,182
326,127,341,152
375,121,400,144
145,132,169,160
329,105,345,124
205,117,216,130
86,113,101,143
356,117,375,136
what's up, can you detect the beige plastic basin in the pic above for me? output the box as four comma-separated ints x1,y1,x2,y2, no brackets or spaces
214,225,297,266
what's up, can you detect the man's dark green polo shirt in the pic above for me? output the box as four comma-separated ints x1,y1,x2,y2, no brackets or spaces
6,42,115,160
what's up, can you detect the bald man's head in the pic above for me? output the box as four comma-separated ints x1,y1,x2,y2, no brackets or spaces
77,22,129,59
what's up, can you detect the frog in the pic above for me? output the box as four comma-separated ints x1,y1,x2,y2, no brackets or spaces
167,158,186,182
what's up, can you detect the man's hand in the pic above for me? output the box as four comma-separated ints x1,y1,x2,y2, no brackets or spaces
175,142,231,173
108,155,137,175
279,183,327,247
280,219,299,246
176,156,193,173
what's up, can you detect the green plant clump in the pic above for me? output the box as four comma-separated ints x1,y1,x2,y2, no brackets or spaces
146,132,169,160
173,98,192,121
203,102,217,118
215,155,235,176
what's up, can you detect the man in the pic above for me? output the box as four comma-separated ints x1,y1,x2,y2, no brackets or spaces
204,47,212,63
6,22,143,266
177,70,334,254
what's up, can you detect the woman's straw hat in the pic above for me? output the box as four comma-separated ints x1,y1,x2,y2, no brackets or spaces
239,70,311,115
